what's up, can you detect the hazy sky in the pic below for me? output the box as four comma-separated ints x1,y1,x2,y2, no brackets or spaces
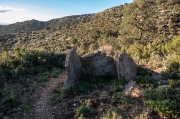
0,0,133,25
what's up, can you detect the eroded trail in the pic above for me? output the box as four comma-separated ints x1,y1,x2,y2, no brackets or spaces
31,71,66,119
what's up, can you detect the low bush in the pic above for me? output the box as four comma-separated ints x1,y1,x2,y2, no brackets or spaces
76,104,90,115
135,67,159,88
0,48,65,80
137,67,152,76
143,87,180,118
168,79,180,87
111,92,127,105
101,107,122,119
134,75,159,88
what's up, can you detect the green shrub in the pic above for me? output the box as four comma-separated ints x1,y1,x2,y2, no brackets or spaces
77,114,87,119
111,92,127,105
50,68,60,78
168,79,180,87
1,95,16,105
0,48,65,80
161,71,180,80
101,107,122,119
143,87,180,118
109,81,124,92
19,104,31,110
135,66,159,88
145,99,179,118
40,78,50,87
134,75,158,88
76,104,89,115
137,67,152,76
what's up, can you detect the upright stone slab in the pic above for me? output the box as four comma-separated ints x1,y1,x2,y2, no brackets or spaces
82,51,117,76
64,48,83,90
115,52,137,81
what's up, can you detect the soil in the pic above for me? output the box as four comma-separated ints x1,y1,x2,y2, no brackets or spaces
31,71,66,119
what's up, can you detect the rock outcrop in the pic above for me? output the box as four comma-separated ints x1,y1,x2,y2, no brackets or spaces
82,51,117,76
64,49,138,89
115,52,137,81
64,48,84,90
123,80,142,97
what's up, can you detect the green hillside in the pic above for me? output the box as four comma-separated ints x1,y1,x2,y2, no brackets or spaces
0,0,180,55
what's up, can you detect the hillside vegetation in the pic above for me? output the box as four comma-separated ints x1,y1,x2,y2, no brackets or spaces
0,0,180,118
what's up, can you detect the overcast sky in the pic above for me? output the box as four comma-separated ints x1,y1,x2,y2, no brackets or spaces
0,0,133,25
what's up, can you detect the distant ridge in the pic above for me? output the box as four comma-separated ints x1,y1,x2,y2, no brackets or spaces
0,14,93,33
0,19,46,33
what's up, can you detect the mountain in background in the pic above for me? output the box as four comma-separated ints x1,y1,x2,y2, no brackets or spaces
0,14,93,33
0,19,46,33
0,0,179,37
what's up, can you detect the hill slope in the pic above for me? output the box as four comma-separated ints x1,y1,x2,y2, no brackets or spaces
0,0,179,58
0,19,46,33
0,14,92,33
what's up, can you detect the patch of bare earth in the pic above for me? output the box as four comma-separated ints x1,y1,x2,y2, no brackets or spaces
31,71,66,119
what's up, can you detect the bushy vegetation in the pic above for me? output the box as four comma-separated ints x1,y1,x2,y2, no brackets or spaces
101,107,122,119
76,103,90,115
134,67,159,88
111,92,127,105
143,87,180,118
0,0,180,58
0,48,65,80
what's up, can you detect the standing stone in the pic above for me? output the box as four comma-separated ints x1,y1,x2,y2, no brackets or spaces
82,51,117,76
64,48,83,90
115,52,137,81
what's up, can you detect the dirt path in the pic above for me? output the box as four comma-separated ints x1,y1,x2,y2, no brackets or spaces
31,71,66,119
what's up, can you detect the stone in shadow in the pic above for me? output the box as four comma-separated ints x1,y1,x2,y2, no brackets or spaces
64,48,84,90
82,51,117,76
115,52,137,81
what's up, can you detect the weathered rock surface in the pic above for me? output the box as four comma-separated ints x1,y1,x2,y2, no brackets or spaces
123,80,142,97
82,51,117,76
115,52,137,81
64,48,84,90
